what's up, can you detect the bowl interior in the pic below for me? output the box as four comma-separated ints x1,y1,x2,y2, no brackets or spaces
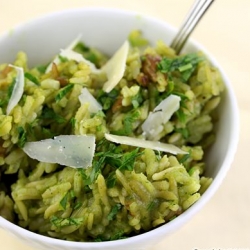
0,7,239,250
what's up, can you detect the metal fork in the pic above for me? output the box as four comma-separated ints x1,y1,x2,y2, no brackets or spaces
170,0,215,54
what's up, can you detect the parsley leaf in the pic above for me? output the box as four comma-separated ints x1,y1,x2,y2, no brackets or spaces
119,148,142,171
131,89,143,108
106,172,117,188
36,65,47,74
107,204,122,221
73,201,83,210
40,106,66,124
97,89,119,111
60,192,68,210
24,72,40,85
179,153,190,164
113,109,140,136
157,53,204,82
55,84,74,102
175,109,187,124
175,127,189,139
50,216,84,228
147,200,158,211
81,140,142,185
17,126,27,148
60,190,75,210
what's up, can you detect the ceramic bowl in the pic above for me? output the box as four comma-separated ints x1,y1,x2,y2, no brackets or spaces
0,7,239,250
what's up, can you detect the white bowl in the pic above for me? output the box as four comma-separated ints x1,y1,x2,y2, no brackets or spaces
0,7,239,250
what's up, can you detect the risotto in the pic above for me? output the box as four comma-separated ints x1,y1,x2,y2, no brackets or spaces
0,31,224,241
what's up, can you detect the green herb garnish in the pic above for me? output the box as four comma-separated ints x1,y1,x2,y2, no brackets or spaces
55,84,74,102
119,148,141,171
107,204,122,221
131,89,143,108
175,127,189,139
24,72,40,85
60,192,68,210
113,109,140,136
73,202,83,210
97,89,119,111
17,126,27,148
179,153,190,164
147,200,158,211
36,65,47,74
40,106,66,124
50,216,84,228
158,53,203,82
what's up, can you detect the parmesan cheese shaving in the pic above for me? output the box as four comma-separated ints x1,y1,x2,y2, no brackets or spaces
45,34,82,73
6,65,24,115
142,94,181,140
59,49,100,73
79,88,102,113
105,133,188,155
102,40,129,93
23,135,96,168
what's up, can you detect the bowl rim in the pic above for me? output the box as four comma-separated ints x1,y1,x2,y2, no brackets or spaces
0,6,240,248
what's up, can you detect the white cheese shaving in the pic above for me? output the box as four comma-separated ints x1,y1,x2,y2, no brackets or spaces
142,94,181,140
45,37,129,93
45,34,83,73
105,133,187,155
23,135,96,168
6,65,24,115
102,40,129,93
59,49,100,73
78,88,102,113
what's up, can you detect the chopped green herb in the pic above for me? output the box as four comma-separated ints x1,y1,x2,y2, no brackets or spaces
95,230,127,241
17,126,27,148
113,109,140,136
70,117,76,128
73,42,106,66
50,216,84,228
119,148,142,171
175,109,187,124
73,201,83,210
60,192,68,210
40,106,66,124
24,72,40,85
155,150,163,161
97,89,119,111
106,173,117,188
175,127,189,139
131,89,143,108
167,79,175,94
110,230,126,240
69,190,75,198
82,140,141,185
147,200,158,211
179,153,190,164
107,203,122,221
41,127,57,139
158,53,204,82
55,84,74,102
36,65,47,74
0,99,7,108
